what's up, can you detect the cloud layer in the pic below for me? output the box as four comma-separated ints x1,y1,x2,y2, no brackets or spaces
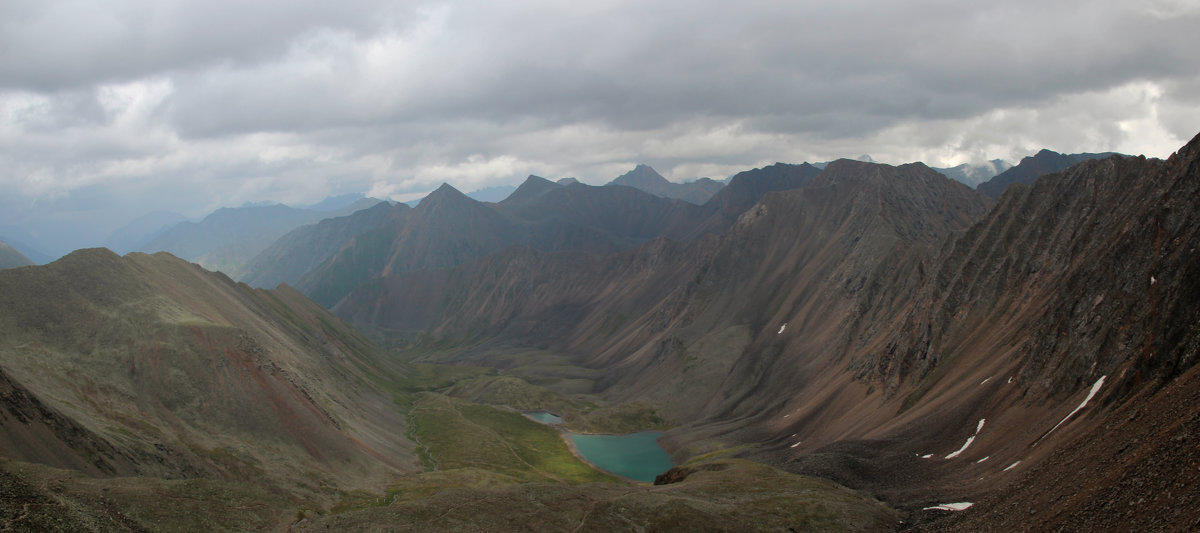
2,0,1198,254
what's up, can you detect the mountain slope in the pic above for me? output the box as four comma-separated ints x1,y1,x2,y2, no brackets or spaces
0,241,33,269
0,249,416,504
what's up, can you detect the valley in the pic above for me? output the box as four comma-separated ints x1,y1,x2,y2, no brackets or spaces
2,133,1199,531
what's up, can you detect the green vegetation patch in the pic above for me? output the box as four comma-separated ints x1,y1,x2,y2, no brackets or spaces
0,458,296,532
409,393,617,484
298,458,899,532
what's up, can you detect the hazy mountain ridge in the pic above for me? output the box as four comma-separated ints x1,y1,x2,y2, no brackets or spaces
932,159,1012,187
0,241,33,270
294,180,720,308
102,210,188,255
606,164,725,204
239,201,403,289
141,198,383,277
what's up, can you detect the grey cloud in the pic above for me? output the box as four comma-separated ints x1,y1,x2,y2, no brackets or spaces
2,0,1198,257
0,0,414,91
152,0,1200,141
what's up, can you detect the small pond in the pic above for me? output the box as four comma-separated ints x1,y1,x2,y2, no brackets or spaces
524,411,564,425
569,431,673,483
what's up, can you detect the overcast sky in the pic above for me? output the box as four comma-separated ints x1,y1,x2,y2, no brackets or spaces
2,0,1199,255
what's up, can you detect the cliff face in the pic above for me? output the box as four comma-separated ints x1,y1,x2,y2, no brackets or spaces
858,149,1200,400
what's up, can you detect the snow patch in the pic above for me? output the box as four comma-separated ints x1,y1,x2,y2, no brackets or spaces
1151,275,1157,285
777,323,787,334
1007,376,1013,384
980,377,991,385
1042,376,1106,441
921,454,933,459
945,419,986,459
790,441,802,448
923,502,973,511
1003,461,1021,472
945,437,976,459
975,456,990,464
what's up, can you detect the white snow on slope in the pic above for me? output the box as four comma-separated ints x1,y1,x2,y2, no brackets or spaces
1042,376,1106,441
975,456,989,464
1003,461,1021,471
980,376,991,385
923,502,974,511
777,323,787,334
945,418,986,459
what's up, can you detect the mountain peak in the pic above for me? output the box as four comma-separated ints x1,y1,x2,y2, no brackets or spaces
420,183,470,206
611,164,669,188
502,175,560,205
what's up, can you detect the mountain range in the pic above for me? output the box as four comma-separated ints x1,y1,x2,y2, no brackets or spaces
268,135,1199,530
139,197,382,278
607,164,726,204
2,133,1197,531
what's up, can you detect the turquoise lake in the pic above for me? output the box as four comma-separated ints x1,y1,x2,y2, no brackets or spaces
569,431,674,482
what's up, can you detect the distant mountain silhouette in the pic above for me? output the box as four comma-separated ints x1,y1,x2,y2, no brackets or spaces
141,198,381,277
933,159,1012,187
976,149,1119,198
102,210,188,255
606,164,725,204
0,240,33,269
